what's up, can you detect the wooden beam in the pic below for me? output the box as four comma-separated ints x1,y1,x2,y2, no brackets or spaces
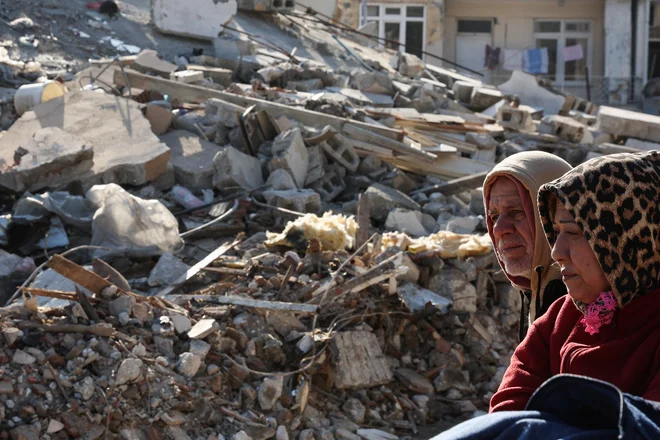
168,295,318,314
412,171,490,196
47,255,119,296
342,123,437,162
113,69,403,141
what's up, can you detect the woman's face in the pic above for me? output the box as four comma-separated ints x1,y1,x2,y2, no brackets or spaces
551,202,610,304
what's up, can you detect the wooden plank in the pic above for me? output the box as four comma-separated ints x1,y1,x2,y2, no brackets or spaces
48,255,117,296
113,69,403,141
157,238,241,297
342,123,437,162
167,295,318,314
392,155,493,180
412,171,490,196
332,331,393,389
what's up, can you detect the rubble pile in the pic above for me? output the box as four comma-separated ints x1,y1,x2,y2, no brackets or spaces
0,1,658,439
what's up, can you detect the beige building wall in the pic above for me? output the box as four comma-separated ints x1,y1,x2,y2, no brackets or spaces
331,0,445,62
444,0,605,96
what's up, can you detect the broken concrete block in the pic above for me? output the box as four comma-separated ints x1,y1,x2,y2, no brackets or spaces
170,70,204,84
385,209,428,237
320,133,359,173
263,189,321,213
364,184,421,222
428,268,477,313
0,91,170,189
358,155,383,175
133,50,177,78
213,147,264,191
597,106,660,143
160,130,220,190
266,168,297,191
145,103,174,136
398,283,452,313
311,168,346,202
148,253,191,287
470,188,485,216
271,129,308,189
188,318,220,340
354,72,395,96
153,0,238,40
498,70,566,116
625,138,660,151
332,331,393,389
470,88,504,112
496,105,535,133
393,53,424,78
538,115,591,144
305,145,326,186
286,79,324,92
452,80,477,104
258,376,284,410
0,127,93,193
206,98,244,128
186,65,233,86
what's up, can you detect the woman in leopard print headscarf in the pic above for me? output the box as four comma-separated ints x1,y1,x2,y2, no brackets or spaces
490,150,660,413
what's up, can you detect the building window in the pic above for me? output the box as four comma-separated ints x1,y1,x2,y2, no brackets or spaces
534,20,592,84
363,4,426,59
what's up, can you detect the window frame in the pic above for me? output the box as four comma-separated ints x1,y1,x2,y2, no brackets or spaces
533,19,593,86
361,4,427,60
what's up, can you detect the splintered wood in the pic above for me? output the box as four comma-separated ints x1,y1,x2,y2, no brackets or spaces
332,331,393,389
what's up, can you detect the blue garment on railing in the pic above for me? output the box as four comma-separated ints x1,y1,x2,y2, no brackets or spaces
429,374,660,440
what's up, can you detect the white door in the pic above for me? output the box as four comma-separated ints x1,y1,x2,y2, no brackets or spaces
456,34,492,83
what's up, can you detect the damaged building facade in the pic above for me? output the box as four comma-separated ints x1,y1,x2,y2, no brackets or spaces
307,0,653,105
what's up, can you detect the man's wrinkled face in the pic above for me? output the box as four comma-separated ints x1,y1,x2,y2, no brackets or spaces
487,177,535,279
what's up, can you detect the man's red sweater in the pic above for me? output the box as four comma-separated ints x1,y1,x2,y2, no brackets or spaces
490,290,660,412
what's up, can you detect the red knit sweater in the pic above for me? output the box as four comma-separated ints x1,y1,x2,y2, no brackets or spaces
490,290,660,412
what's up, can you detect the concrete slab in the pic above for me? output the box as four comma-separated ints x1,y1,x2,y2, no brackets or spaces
364,183,421,222
133,50,177,78
159,130,222,190
498,71,566,116
470,88,504,112
186,65,233,86
213,146,264,190
170,70,204,84
597,106,660,143
625,138,660,151
0,127,93,193
0,91,171,189
153,0,238,41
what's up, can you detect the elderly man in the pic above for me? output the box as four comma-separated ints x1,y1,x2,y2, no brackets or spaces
483,151,572,340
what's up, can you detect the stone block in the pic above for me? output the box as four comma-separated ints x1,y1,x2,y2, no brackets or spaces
470,87,504,111
263,189,321,213
160,130,221,190
271,129,308,189
452,80,477,104
354,72,395,95
133,50,177,78
305,145,326,186
187,65,233,86
311,168,346,202
538,115,591,144
358,155,383,175
428,268,477,313
385,209,428,236
213,147,264,190
266,168,297,191
496,106,535,133
0,91,170,190
319,133,359,172
153,0,238,40
170,70,204,83
364,183,421,222
0,127,93,193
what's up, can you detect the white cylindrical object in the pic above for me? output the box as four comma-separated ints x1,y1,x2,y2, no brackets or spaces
14,81,66,116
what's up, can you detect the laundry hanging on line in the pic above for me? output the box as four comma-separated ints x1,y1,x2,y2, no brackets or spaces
563,44,584,62
484,45,501,70
502,49,524,71
523,47,549,74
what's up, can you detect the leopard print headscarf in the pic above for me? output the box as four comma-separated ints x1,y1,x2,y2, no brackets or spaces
538,151,660,309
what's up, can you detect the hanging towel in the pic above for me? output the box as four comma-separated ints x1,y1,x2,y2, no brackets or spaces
524,47,549,74
503,49,524,71
563,44,584,62
484,45,501,70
